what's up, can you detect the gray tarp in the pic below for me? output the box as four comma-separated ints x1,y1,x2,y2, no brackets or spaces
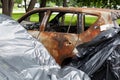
0,14,90,80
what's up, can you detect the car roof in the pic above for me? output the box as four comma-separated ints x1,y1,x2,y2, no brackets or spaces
18,7,120,23
33,7,120,15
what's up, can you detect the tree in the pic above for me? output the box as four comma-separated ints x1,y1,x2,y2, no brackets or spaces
23,0,37,21
63,0,68,7
1,0,14,16
40,0,47,8
37,0,47,22
24,0,37,12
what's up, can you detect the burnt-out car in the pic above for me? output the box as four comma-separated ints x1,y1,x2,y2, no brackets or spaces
18,7,120,65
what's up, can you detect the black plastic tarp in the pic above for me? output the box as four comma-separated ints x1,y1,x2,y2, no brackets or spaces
0,14,90,80
64,28,120,80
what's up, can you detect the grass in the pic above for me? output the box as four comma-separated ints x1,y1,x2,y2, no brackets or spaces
12,13,24,20
117,19,120,25
12,13,120,26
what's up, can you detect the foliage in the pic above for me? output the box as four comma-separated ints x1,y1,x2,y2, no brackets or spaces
12,0,120,9
14,0,22,4
49,0,120,9
76,0,120,9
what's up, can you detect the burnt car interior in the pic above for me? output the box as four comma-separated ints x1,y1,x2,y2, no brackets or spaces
46,12,86,34
46,12,98,34
20,11,98,34
45,12,78,33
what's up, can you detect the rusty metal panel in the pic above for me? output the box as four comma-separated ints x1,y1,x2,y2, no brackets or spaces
38,32,79,64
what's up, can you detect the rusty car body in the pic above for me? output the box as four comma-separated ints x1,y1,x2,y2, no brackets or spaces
18,7,120,65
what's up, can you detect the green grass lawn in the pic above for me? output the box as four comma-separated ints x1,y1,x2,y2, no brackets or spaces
12,13,24,20
12,13,120,26
117,19,120,25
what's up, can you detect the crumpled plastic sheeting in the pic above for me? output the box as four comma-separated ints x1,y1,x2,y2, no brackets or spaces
0,14,90,80
111,12,120,27
66,28,120,80
111,11,120,20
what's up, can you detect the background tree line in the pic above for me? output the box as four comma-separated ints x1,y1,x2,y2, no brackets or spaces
0,0,120,17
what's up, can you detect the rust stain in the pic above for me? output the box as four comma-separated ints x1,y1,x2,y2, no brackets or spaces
53,34,68,49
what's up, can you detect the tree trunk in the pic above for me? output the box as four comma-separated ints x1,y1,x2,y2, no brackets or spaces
39,0,47,22
40,0,46,8
63,0,68,7
26,0,37,12
24,0,27,12
24,0,37,21
61,0,68,25
1,0,14,16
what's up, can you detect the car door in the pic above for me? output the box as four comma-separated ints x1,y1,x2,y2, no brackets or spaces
38,11,83,65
